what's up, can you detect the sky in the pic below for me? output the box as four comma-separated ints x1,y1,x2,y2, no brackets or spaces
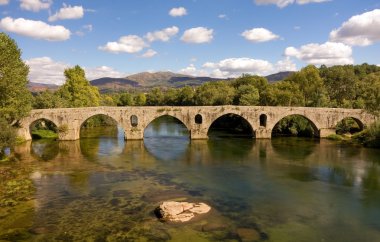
0,0,380,85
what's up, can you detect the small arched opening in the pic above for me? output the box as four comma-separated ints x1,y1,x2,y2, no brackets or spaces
29,118,58,140
130,115,138,127
336,117,364,135
207,113,254,138
195,114,203,124
271,114,318,138
260,114,267,127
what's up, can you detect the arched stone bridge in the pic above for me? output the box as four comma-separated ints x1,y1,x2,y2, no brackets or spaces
17,106,377,141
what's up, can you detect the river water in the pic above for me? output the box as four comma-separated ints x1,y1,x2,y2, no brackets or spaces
1,117,380,241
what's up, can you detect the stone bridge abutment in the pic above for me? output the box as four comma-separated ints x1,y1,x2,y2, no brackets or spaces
17,106,377,141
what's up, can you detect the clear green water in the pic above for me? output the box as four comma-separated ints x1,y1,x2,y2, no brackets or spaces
1,117,380,241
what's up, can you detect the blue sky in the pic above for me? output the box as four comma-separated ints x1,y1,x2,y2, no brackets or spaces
0,0,380,84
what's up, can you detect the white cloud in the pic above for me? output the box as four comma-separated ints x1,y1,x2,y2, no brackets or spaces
20,0,52,12
0,0,9,6
242,28,280,43
218,14,228,19
0,17,71,41
329,9,380,46
169,7,187,17
181,27,213,44
141,49,157,58
285,41,353,66
26,57,126,84
26,57,68,85
48,4,84,22
99,35,148,54
254,0,329,8
85,66,126,80
178,64,209,77
145,26,179,42
275,57,297,72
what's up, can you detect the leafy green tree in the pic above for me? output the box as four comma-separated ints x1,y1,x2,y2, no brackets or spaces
177,86,195,106
195,81,235,105
33,90,66,109
362,72,380,115
0,33,32,123
146,87,165,106
0,117,15,159
262,81,304,106
232,74,268,94
57,65,100,107
118,93,134,106
321,65,358,107
235,85,259,105
286,65,328,107
164,88,179,105
134,93,147,106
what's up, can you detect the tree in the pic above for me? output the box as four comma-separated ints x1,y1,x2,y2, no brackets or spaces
195,82,235,105
118,93,134,106
57,65,100,107
146,87,164,106
235,85,259,105
134,93,147,106
177,86,195,106
0,117,15,159
262,81,304,106
0,33,32,123
33,90,66,109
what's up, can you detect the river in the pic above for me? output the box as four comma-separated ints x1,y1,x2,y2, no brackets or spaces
1,116,380,241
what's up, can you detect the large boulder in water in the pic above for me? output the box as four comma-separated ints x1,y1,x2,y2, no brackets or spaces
155,201,211,222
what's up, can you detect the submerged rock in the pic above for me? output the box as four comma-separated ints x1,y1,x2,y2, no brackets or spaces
155,201,211,222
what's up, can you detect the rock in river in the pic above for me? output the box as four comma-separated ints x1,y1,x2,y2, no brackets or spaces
155,201,211,222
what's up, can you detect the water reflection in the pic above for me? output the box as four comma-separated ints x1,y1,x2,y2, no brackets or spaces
4,120,380,242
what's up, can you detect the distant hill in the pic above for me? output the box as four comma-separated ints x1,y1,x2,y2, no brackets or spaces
28,82,59,93
265,71,295,83
28,71,293,93
90,71,226,92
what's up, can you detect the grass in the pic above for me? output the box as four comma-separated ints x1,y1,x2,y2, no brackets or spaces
31,129,58,139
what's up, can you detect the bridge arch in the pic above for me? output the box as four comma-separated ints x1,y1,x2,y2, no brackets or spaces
207,112,255,138
29,118,59,139
335,116,365,135
78,112,124,139
143,114,191,138
270,114,320,137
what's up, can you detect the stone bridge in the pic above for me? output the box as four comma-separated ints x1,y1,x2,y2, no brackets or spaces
16,106,377,141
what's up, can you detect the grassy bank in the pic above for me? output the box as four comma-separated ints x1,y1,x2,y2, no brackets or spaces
31,130,58,139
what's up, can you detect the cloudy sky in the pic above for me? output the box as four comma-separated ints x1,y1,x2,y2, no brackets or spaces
0,0,380,84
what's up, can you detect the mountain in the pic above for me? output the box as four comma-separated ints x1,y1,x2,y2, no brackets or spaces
90,71,226,92
28,82,59,93
265,71,295,83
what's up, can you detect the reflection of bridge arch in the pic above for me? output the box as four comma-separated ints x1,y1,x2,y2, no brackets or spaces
17,106,377,141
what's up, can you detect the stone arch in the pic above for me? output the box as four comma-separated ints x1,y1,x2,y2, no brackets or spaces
335,116,365,134
195,114,203,124
143,114,191,136
270,114,320,137
28,117,59,139
206,112,255,138
259,114,267,127
79,112,123,139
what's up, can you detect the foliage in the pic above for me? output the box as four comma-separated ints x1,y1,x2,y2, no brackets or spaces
352,121,380,148
32,90,66,109
0,117,15,160
195,81,235,105
146,87,165,106
336,118,361,135
0,33,32,123
272,115,316,137
31,129,58,139
57,65,100,107
81,115,117,128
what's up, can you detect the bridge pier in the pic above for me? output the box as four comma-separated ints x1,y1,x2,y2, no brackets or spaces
190,128,208,139
125,128,144,140
255,128,272,139
318,128,336,138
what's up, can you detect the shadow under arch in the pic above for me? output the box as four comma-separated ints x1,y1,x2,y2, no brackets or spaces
207,113,255,138
80,114,125,159
335,116,365,135
271,114,319,138
143,115,190,161
29,118,59,139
